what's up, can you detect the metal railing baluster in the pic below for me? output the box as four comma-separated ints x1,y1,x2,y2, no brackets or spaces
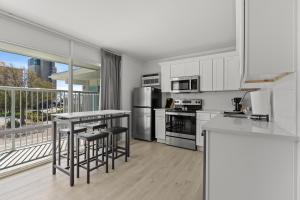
25,91,28,126
4,91,7,130
36,91,39,124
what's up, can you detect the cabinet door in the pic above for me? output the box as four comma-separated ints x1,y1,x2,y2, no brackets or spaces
160,64,171,92
212,57,224,91
245,0,295,81
200,59,213,91
155,111,165,142
170,61,199,77
224,56,241,90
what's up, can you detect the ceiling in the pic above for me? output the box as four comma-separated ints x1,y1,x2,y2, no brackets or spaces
0,0,236,61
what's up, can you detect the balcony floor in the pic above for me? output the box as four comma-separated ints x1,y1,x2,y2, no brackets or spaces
0,140,202,200
0,140,67,172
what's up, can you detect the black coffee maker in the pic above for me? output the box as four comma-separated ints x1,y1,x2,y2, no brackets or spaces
232,97,242,112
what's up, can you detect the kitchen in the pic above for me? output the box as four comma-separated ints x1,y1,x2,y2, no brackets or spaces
0,0,298,200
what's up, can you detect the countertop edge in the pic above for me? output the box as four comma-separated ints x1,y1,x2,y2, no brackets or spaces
202,117,299,142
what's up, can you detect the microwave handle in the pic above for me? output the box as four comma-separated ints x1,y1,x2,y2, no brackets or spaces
189,78,192,91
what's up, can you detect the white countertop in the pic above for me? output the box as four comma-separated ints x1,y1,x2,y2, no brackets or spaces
154,108,167,111
196,109,224,114
51,110,131,119
203,116,299,141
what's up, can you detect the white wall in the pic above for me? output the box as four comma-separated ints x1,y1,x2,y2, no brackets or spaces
273,74,297,135
120,54,144,111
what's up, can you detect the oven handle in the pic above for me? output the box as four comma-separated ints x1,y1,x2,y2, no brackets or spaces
165,112,196,117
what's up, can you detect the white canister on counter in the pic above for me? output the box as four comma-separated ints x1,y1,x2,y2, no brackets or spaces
250,89,272,118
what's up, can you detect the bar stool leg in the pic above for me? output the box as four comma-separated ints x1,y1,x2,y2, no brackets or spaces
112,134,115,170
67,133,70,167
106,137,109,173
58,131,61,165
115,135,118,158
76,138,80,178
92,141,95,157
96,140,99,167
87,142,90,184
102,138,104,162
125,131,128,162
84,141,87,159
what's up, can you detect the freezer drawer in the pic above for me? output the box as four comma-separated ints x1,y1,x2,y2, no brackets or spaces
132,107,153,141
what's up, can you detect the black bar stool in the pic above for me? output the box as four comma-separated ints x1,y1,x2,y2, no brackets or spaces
84,123,107,131
58,127,87,167
102,127,129,170
76,132,109,184
84,123,107,157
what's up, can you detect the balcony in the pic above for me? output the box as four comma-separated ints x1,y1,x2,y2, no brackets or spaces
0,86,99,176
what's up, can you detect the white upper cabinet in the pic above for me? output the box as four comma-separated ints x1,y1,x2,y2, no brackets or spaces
238,0,296,82
170,61,199,77
200,59,213,91
212,57,224,91
159,52,241,92
224,55,241,90
160,63,171,92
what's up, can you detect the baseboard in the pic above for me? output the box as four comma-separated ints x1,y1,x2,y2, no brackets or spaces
197,146,204,152
156,139,166,144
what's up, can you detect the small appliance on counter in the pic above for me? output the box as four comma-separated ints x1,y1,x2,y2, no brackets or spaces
165,98,174,109
224,90,271,122
231,97,242,112
165,99,203,150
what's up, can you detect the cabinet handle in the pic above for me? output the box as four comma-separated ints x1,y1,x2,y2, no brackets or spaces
201,130,206,136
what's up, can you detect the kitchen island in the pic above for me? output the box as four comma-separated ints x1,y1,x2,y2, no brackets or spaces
202,116,298,200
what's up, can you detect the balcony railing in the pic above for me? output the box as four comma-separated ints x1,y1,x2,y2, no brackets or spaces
0,86,99,171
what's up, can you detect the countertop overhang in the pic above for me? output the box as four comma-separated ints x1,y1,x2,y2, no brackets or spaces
203,116,299,142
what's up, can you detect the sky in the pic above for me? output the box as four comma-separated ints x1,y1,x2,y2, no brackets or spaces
0,50,82,91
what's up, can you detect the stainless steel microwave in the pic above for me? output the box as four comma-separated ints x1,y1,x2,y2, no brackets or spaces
171,76,200,93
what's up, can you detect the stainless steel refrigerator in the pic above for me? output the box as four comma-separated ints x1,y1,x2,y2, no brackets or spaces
132,87,161,141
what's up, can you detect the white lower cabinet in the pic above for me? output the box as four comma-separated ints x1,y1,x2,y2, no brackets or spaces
196,112,221,149
155,109,165,143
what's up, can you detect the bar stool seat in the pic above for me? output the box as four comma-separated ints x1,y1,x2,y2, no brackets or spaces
77,132,108,141
103,127,128,135
60,127,87,134
102,127,129,170
84,123,107,131
76,131,109,184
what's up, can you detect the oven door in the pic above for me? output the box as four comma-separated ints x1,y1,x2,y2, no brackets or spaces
165,112,196,150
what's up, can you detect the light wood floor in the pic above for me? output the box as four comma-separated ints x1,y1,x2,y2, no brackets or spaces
0,140,203,200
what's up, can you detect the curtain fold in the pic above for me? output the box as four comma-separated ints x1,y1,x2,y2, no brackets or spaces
100,49,121,111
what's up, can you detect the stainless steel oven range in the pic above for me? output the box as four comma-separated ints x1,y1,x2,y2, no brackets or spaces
165,99,202,150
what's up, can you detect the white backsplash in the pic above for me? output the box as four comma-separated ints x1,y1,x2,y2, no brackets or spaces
163,91,248,111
